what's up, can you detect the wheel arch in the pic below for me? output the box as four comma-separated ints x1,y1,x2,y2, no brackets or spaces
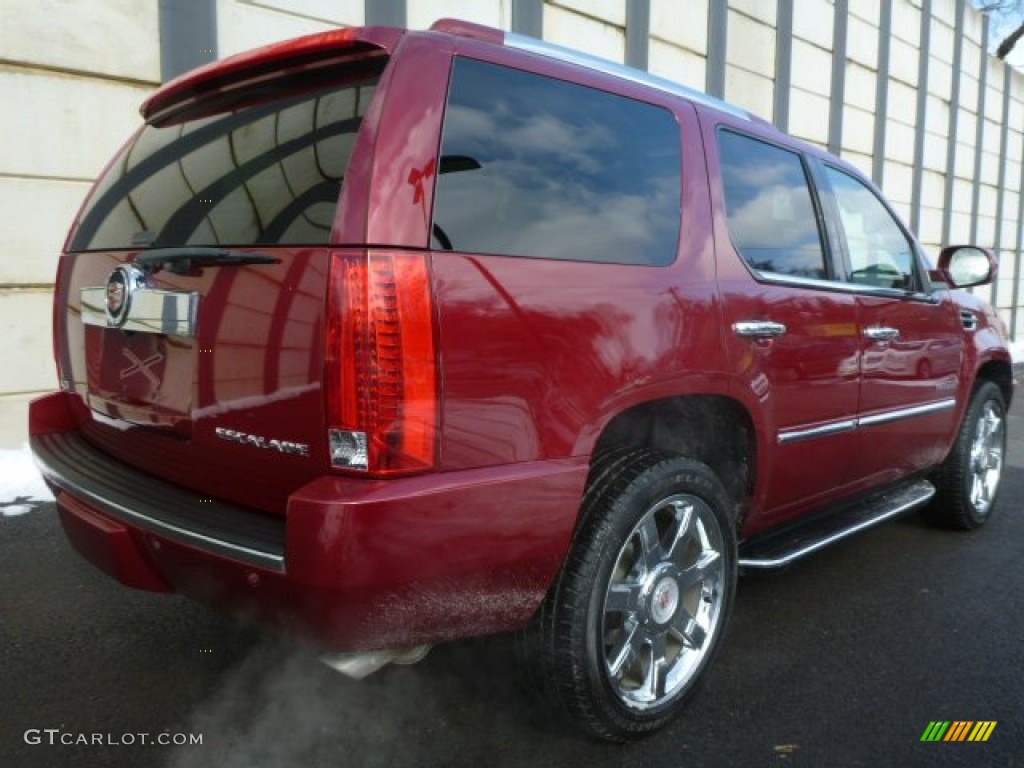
585,394,757,527
974,357,1014,408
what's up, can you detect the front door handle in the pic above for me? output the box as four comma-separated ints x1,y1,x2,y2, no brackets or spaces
864,326,900,342
732,321,787,339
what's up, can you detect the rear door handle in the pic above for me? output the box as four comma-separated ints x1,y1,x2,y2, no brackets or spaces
864,326,900,342
732,321,787,339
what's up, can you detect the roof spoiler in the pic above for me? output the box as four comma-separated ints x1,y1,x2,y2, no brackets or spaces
141,26,403,125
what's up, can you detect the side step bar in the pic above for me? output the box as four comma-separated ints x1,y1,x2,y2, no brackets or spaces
738,479,936,570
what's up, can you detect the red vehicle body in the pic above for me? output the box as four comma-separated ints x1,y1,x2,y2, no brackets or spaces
31,20,1012,739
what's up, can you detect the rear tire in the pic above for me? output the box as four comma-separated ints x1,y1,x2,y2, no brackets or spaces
525,451,737,741
925,381,1007,530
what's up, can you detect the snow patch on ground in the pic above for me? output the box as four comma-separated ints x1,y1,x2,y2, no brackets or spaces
0,445,54,516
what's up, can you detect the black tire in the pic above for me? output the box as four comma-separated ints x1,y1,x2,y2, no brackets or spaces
526,451,737,741
925,380,1007,530
515,447,658,705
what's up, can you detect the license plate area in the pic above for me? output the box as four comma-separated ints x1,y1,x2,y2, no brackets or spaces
84,326,193,436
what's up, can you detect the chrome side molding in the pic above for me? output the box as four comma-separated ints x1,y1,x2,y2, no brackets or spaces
856,398,957,427
778,419,857,444
778,398,957,444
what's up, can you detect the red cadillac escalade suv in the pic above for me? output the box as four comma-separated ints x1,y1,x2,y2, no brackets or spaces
30,19,1012,740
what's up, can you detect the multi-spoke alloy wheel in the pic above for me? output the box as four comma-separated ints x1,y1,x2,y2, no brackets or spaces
967,400,1004,515
602,494,726,710
526,450,737,741
927,380,1007,530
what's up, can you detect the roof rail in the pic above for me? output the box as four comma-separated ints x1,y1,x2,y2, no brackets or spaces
429,18,751,121
503,32,750,121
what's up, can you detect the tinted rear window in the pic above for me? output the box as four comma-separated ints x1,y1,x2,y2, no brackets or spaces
71,64,383,251
432,58,682,265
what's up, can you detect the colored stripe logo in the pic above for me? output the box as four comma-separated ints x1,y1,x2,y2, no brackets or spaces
920,721,997,742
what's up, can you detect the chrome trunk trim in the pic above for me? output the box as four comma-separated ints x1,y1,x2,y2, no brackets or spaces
81,286,199,338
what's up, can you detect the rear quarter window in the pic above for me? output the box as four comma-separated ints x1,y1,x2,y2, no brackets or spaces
432,58,682,265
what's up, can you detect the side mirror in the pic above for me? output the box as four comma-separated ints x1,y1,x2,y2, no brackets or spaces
937,245,996,288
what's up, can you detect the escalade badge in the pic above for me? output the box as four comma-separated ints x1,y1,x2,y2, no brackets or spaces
215,427,310,458
105,265,146,327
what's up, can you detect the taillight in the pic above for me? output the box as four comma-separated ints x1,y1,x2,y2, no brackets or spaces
53,253,72,391
325,250,438,475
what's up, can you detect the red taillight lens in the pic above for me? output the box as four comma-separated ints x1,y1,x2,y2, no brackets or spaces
326,250,438,475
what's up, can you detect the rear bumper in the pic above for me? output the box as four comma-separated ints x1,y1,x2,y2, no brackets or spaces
33,430,286,571
30,391,588,651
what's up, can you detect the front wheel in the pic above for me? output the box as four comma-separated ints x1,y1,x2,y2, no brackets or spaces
530,451,737,741
925,380,1007,530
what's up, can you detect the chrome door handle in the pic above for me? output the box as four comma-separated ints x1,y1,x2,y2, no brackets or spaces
732,321,787,339
864,326,900,342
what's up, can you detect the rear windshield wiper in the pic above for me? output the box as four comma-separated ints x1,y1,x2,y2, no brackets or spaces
134,248,280,275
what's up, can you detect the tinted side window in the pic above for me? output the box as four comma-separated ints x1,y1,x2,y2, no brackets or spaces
432,58,681,265
824,166,916,290
718,130,827,279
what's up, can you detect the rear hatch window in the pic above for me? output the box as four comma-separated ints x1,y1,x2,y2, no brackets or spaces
72,57,384,252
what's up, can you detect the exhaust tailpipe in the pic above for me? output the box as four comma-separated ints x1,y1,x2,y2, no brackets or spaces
320,644,432,679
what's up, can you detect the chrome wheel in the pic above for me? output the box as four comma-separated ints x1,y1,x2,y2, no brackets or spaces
967,400,1004,516
926,380,1007,530
601,493,726,710
526,451,736,740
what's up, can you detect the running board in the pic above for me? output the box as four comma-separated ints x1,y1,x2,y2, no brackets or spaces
738,479,936,570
